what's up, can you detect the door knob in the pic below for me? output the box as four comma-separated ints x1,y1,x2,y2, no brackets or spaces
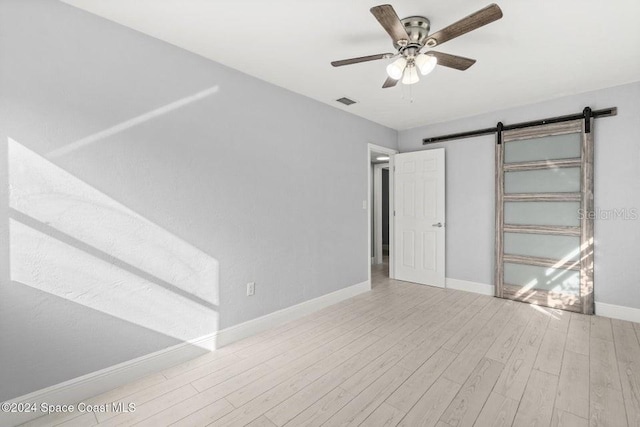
432,222,443,227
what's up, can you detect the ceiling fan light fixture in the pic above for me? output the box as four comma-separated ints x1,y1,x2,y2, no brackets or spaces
386,57,406,80
331,4,503,89
401,65,420,85
415,53,438,75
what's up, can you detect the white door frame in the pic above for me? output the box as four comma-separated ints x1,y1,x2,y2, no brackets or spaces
373,163,389,265
367,143,397,286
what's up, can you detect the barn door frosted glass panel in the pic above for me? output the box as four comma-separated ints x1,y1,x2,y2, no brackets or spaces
504,233,580,261
504,202,581,226
504,168,581,193
496,119,594,314
503,263,580,295
504,133,581,163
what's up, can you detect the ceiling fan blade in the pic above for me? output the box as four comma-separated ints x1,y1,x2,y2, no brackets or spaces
382,77,399,88
331,53,394,67
370,4,410,44
427,51,476,70
425,4,503,47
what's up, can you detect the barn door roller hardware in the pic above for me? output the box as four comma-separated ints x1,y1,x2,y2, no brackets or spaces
422,106,616,145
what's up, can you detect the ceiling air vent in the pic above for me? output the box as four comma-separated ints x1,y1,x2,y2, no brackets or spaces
336,97,357,106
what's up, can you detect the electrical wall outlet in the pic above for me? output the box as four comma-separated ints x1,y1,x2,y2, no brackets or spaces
246,282,255,296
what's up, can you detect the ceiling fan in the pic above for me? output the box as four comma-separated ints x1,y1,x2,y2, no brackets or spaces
331,3,503,88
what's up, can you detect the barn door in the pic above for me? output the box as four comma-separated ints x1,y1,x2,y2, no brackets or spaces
495,119,594,314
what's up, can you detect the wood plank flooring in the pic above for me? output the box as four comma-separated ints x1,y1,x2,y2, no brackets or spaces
23,262,640,427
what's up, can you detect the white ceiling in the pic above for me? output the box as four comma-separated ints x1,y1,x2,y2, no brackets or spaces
62,0,640,130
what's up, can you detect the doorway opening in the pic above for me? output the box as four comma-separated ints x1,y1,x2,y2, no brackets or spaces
372,163,390,282
367,144,397,288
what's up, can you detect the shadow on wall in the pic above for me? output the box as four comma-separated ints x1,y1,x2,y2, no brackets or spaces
0,138,220,401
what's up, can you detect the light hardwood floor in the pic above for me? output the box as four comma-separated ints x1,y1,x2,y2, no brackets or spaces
24,262,640,427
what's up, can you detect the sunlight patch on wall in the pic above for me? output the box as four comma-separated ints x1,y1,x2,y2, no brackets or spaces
10,219,215,341
8,138,219,344
48,86,219,158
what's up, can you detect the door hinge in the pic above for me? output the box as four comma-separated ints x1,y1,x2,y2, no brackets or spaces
393,210,396,216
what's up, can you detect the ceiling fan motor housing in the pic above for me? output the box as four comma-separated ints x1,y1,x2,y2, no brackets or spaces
330,3,503,87
394,16,431,51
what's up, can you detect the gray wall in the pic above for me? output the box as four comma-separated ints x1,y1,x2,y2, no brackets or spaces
0,0,396,401
398,81,640,310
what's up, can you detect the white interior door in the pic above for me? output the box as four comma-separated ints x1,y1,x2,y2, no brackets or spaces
394,149,445,287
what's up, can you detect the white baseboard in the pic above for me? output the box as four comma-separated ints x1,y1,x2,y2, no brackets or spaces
446,277,495,296
0,333,217,426
444,278,640,324
215,280,371,347
1,280,370,426
595,301,640,323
